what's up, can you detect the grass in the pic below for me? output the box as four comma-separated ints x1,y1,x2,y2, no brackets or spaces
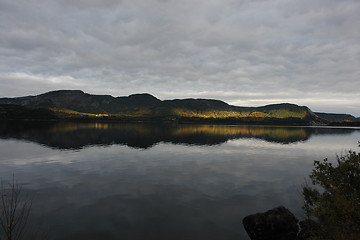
171,108,308,119
31,106,309,122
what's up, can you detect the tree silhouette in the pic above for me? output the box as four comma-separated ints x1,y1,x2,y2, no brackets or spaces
0,176,32,240
302,150,360,239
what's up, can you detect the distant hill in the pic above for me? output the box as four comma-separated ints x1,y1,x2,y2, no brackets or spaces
314,112,358,123
0,90,163,114
0,90,348,125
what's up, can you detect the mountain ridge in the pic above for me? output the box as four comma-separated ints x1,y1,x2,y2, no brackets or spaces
314,112,358,122
0,90,357,125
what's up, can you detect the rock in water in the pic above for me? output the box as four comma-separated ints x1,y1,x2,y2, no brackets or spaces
242,206,299,240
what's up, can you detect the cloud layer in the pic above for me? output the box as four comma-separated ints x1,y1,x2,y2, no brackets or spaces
1,0,359,115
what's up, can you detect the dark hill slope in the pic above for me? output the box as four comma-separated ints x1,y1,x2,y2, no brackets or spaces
314,112,357,123
0,90,111,114
0,90,163,114
164,98,231,111
0,104,58,120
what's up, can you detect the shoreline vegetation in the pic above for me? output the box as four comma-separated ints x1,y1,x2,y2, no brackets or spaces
301,149,360,240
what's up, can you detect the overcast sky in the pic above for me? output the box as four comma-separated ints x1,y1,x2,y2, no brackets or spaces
0,0,359,116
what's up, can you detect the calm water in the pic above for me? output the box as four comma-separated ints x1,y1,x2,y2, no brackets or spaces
0,122,359,240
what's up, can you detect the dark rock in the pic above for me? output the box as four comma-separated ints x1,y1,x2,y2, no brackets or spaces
242,206,299,240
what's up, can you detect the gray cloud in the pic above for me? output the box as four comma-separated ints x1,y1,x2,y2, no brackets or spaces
0,0,359,115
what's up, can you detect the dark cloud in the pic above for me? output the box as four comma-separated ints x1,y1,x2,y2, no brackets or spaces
0,0,359,115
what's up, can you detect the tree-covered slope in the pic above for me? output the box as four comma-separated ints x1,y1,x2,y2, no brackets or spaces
0,104,58,120
314,112,358,123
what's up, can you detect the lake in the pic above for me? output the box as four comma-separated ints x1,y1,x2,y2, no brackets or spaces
0,122,359,240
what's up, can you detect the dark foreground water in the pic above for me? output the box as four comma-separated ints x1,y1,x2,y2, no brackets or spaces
0,122,359,240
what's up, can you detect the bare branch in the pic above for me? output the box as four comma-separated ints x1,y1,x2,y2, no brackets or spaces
0,176,32,240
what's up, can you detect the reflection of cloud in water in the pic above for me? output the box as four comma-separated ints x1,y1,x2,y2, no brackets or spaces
22,153,306,240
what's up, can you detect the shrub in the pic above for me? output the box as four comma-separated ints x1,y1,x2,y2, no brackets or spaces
302,150,360,240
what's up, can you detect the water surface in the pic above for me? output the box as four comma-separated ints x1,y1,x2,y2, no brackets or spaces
0,122,359,240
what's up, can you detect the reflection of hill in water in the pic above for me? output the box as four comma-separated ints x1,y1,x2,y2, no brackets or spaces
0,122,357,149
